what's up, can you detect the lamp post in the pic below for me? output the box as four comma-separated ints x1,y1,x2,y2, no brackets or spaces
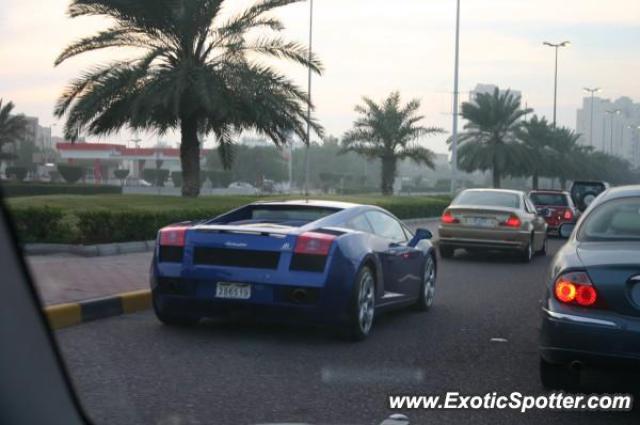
605,109,621,155
302,0,314,197
450,0,461,195
583,87,600,147
543,41,570,126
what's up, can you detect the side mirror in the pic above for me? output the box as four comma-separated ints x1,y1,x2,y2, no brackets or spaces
559,223,575,239
409,228,432,247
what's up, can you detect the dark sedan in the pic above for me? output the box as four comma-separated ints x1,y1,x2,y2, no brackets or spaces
539,185,640,389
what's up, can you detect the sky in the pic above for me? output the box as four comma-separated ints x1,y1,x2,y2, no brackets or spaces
1,0,639,154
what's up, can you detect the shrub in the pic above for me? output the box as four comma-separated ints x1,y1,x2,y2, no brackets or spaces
8,207,70,243
74,209,220,243
113,169,130,180
0,183,122,197
57,164,85,184
142,168,170,187
171,171,183,187
5,166,28,182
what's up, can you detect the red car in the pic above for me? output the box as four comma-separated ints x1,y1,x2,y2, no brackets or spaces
528,190,578,233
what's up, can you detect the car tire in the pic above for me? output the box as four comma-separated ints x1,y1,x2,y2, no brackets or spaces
580,191,597,210
520,235,534,263
415,254,436,312
439,245,454,259
152,293,200,327
345,266,376,341
540,358,579,390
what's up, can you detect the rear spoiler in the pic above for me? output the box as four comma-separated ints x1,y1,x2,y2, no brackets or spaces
192,224,294,237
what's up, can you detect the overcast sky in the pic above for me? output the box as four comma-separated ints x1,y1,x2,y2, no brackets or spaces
1,0,639,153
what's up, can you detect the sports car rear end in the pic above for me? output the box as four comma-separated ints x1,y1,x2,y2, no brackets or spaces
151,203,358,326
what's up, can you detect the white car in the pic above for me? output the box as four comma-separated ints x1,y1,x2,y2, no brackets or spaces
227,181,258,194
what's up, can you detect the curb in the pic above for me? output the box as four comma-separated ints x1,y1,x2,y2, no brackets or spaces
45,290,151,330
25,240,155,257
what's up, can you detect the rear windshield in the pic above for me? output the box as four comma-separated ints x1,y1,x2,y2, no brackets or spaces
453,191,520,209
578,197,640,241
571,182,606,198
214,205,340,226
529,193,569,206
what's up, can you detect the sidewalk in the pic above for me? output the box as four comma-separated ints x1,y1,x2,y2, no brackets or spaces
27,219,440,306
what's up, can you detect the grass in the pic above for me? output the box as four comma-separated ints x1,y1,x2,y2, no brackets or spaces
6,193,450,214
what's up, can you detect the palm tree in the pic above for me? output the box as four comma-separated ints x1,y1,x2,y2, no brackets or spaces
517,115,554,189
54,0,323,197
455,88,532,188
0,100,28,158
341,92,443,195
547,126,585,189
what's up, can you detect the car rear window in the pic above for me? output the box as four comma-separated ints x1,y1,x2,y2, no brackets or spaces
250,206,338,222
529,193,569,206
578,197,640,241
453,191,520,209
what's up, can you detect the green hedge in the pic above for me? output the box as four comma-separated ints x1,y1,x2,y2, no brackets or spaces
8,196,450,244
5,166,28,182
57,164,85,184
8,207,70,243
0,183,122,197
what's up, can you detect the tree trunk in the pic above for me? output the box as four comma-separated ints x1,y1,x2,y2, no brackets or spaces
381,155,396,196
532,173,539,190
492,160,501,188
180,115,201,197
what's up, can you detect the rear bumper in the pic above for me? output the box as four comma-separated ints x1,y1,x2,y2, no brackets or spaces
540,300,640,369
150,274,352,325
438,226,530,250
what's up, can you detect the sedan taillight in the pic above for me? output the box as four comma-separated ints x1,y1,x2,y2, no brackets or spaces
441,210,459,224
501,214,521,228
554,271,598,307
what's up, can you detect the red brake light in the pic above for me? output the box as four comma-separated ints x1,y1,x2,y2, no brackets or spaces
441,210,459,224
294,232,336,256
159,226,189,247
554,271,598,307
563,209,573,220
502,214,521,228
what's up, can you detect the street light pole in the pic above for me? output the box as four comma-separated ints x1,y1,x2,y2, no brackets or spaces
583,87,600,147
450,0,461,195
543,41,570,126
303,0,314,197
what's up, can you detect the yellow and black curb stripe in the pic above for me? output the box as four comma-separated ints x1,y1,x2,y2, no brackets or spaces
45,290,151,330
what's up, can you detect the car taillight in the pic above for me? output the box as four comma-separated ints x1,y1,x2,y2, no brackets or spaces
441,210,459,224
554,271,598,307
294,232,336,256
159,226,189,247
501,214,521,228
563,209,573,220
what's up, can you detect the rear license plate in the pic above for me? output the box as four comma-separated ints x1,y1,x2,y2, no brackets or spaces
216,282,251,300
465,217,496,228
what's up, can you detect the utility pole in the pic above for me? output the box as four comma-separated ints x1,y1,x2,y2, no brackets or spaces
450,0,461,195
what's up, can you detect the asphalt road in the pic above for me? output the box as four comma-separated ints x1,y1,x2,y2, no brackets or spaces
55,240,639,425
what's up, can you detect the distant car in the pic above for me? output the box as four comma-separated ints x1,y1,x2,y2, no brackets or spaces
528,190,578,234
151,200,437,340
227,181,259,194
438,189,548,262
570,180,609,212
539,185,640,389
124,176,153,187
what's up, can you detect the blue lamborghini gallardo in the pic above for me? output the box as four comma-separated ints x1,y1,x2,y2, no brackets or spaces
151,200,437,340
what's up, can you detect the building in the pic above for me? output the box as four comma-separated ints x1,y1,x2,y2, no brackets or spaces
576,96,640,166
56,142,210,183
469,84,522,102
